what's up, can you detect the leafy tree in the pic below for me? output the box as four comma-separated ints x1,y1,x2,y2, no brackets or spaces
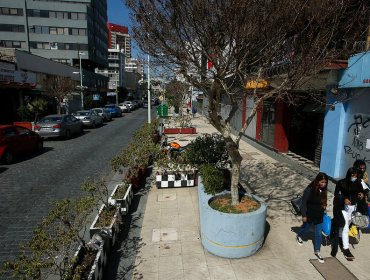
41,75,77,114
126,0,370,205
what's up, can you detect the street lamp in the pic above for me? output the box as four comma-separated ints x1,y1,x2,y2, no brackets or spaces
147,41,151,124
79,51,86,110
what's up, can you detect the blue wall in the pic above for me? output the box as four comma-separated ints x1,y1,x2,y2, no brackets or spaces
321,52,370,180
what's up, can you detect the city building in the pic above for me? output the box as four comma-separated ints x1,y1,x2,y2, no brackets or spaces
0,0,108,70
107,22,131,63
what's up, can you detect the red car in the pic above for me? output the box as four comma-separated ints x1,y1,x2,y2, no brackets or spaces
0,125,43,164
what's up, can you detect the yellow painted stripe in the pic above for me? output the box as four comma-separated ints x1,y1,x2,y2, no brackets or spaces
202,233,264,249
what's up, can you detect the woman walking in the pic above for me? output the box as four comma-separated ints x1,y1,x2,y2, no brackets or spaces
296,172,328,263
331,167,368,260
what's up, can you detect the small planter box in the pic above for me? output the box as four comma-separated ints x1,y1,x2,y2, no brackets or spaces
108,183,133,216
72,239,106,280
156,171,196,188
89,205,121,251
163,127,196,134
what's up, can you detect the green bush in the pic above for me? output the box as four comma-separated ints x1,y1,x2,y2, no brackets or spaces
199,164,224,195
184,134,229,167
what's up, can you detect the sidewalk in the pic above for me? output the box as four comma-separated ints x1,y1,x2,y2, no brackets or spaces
105,115,370,280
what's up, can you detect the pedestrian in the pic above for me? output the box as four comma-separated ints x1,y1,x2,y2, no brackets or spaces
330,167,368,260
353,159,368,184
191,106,197,117
296,172,328,263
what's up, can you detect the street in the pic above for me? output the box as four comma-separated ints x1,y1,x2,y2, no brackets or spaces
0,108,149,267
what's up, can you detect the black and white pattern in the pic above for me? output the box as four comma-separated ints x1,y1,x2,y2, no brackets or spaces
156,173,195,188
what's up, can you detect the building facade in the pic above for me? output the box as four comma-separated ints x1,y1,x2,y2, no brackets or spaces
321,52,370,180
107,22,131,63
0,0,108,70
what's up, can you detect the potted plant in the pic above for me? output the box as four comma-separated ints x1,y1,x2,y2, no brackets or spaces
111,121,161,189
185,134,267,258
0,197,97,279
81,178,121,252
108,181,134,216
163,114,196,134
198,165,267,258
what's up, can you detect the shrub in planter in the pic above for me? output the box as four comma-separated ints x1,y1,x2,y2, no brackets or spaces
199,164,224,195
108,182,133,215
81,178,122,248
184,134,229,168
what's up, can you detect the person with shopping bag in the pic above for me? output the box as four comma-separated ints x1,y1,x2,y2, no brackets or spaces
296,172,328,263
330,167,368,260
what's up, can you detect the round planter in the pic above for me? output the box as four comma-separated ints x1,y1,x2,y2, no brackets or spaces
198,177,267,258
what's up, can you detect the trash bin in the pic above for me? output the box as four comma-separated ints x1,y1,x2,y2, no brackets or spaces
157,104,168,117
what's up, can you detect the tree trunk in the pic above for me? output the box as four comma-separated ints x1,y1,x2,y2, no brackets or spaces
224,136,242,205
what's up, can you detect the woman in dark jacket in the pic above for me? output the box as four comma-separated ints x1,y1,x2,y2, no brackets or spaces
331,167,368,260
296,172,328,263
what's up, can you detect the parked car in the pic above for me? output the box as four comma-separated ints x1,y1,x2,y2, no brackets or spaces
143,100,151,108
123,101,135,111
104,104,122,117
118,103,130,113
0,125,43,164
92,108,112,122
35,114,84,139
73,110,104,128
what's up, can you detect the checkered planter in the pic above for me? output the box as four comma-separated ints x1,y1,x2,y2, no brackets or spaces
156,172,196,188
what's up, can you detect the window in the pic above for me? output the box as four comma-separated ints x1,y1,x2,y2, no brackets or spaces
41,26,49,34
57,28,64,35
0,24,24,32
70,12,78,20
78,13,86,20
50,27,57,35
10,8,18,15
1,8,9,15
56,11,63,19
0,7,23,16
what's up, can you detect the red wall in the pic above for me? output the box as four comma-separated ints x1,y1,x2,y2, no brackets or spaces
273,100,289,152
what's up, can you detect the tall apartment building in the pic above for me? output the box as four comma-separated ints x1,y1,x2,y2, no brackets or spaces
0,0,108,70
107,22,131,62
95,46,125,90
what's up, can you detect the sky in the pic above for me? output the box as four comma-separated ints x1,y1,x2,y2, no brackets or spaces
107,0,141,58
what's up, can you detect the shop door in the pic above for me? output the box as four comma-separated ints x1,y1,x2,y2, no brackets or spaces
261,101,275,146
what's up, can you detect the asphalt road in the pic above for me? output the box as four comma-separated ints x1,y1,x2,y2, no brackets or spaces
0,108,149,267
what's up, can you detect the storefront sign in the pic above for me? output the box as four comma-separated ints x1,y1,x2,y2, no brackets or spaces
245,79,268,89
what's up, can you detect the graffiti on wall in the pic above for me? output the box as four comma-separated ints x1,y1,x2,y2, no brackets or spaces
344,114,370,164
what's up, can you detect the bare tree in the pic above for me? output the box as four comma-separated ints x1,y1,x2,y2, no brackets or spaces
165,79,188,113
41,75,77,114
126,0,370,205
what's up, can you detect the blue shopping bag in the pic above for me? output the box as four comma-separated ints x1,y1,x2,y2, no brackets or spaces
322,212,332,236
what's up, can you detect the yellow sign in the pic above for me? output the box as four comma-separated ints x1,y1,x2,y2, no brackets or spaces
245,79,268,89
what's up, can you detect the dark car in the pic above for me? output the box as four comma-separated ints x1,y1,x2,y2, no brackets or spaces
34,114,84,139
104,104,122,117
0,125,43,164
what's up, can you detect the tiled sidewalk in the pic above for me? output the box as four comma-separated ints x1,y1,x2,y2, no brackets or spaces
108,115,370,280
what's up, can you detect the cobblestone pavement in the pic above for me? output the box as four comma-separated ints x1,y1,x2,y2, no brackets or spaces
0,109,149,272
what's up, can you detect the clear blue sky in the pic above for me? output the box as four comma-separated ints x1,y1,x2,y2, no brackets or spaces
107,0,141,58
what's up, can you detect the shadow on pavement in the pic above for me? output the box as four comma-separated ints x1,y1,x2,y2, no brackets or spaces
103,169,154,280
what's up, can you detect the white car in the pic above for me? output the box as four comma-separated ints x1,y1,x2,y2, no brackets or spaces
73,110,104,128
123,101,134,111
118,103,130,113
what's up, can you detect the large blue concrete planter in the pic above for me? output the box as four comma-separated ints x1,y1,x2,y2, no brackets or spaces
198,176,267,258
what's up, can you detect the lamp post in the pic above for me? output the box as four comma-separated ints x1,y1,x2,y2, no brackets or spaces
147,47,151,124
79,51,85,110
